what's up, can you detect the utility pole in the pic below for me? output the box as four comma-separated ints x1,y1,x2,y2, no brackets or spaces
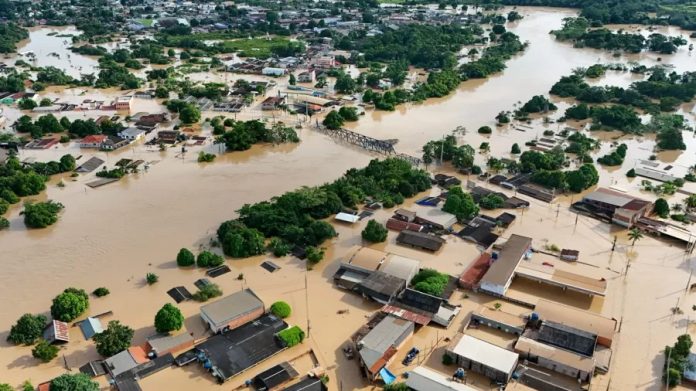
611,236,617,252
305,265,310,338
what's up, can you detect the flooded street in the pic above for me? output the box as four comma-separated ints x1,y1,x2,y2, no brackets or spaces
0,6,695,391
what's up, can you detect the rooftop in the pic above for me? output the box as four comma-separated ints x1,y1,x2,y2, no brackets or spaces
480,235,532,287
515,336,595,373
196,314,287,382
533,299,616,344
380,255,420,282
146,332,194,355
448,334,519,375
405,366,478,391
396,230,446,251
200,289,264,327
345,246,388,271
358,315,413,372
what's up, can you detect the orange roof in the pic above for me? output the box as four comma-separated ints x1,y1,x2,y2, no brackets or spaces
81,134,107,143
128,346,150,364
459,252,492,289
38,382,50,391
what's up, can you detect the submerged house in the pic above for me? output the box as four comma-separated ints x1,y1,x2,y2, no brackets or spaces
578,188,652,228
396,231,446,252
446,334,519,384
478,234,532,296
356,315,414,382
200,289,265,333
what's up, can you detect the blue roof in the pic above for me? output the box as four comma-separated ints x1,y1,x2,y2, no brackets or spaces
80,317,104,339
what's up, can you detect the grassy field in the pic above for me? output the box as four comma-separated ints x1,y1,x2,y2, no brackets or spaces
137,19,154,27
219,37,293,58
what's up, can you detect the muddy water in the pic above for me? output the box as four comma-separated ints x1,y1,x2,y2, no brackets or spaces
0,7,695,391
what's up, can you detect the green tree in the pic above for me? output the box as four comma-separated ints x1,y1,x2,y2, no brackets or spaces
0,384,10,391
628,228,643,246
154,303,184,333
50,374,99,391
196,250,224,268
92,287,110,297
511,143,521,154
32,339,59,362
93,320,134,356
478,126,492,134
146,272,159,285
179,105,201,124
322,110,344,130
289,73,296,85
217,221,266,258
51,288,89,322
361,220,388,243
306,246,325,264
411,268,449,296
7,313,47,345
277,326,305,347
23,200,64,228
192,283,222,302
18,98,37,110
655,198,670,218
268,237,291,257
36,114,63,133
270,301,292,318
176,248,195,267
442,187,479,221
338,106,359,122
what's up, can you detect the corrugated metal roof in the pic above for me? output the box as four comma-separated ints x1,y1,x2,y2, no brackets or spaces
406,366,478,391
200,289,264,327
480,234,531,288
449,334,518,375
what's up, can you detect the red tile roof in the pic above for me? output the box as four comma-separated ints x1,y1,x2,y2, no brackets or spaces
381,305,431,326
81,135,107,144
459,252,492,289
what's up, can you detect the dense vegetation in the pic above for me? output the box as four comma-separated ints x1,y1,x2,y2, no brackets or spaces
443,186,479,221
663,334,693,387
0,23,29,53
192,283,223,302
411,268,450,297
217,120,299,151
23,200,64,228
552,17,687,53
422,135,476,171
7,313,47,345
217,158,430,258
597,143,628,166
50,374,99,391
361,220,388,243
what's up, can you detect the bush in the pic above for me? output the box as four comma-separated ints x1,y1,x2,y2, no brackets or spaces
50,374,99,391
479,194,505,209
192,283,223,302
511,143,521,154
154,303,184,333
655,198,670,218
277,326,305,347
411,268,449,297
32,339,59,362
92,287,110,297
306,246,325,264
361,220,388,243
442,353,454,365
176,248,195,267
23,200,64,228
7,313,47,345
146,272,159,285
217,221,265,258
322,110,344,130
270,301,292,318
93,320,134,357
477,126,492,134
0,217,8,230
268,237,291,257
626,168,636,177
51,288,89,322
197,151,216,162
197,250,224,268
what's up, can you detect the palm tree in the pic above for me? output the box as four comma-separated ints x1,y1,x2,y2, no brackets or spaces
628,228,644,247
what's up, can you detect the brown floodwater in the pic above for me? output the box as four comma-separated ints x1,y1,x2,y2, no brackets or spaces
1,7,695,391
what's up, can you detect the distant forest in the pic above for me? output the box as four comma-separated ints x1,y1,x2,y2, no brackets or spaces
479,0,696,29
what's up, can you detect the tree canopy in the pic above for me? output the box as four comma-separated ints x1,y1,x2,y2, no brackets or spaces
154,303,184,333
51,287,89,322
7,313,47,345
93,320,134,357
50,374,99,391
361,220,388,243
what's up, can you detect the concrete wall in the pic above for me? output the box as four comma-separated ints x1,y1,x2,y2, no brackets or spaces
204,306,265,333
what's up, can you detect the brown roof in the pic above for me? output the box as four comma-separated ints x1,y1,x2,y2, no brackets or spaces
396,231,446,251
459,252,492,289
346,246,388,271
480,235,532,287
474,306,527,330
533,299,616,345
515,336,595,373
386,218,423,232
621,198,651,211
381,305,431,326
